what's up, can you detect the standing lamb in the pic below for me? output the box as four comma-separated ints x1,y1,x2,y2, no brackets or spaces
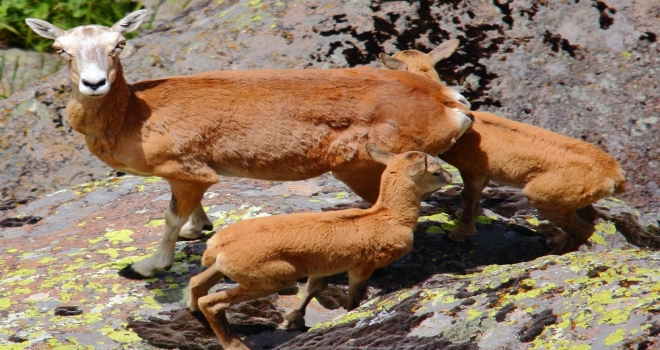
25,11,473,279
380,41,626,253
188,144,453,350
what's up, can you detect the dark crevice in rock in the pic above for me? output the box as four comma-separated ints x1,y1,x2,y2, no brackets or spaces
394,0,450,52
276,292,479,350
494,304,516,322
593,1,616,30
0,215,42,228
518,309,557,342
637,340,654,350
492,0,514,27
543,30,580,58
598,210,660,249
318,16,391,67
454,273,531,299
8,334,28,343
317,0,504,109
520,3,540,20
128,301,295,350
586,265,609,278
438,23,504,109
0,197,34,211
53,306,83,316
640,32,657,43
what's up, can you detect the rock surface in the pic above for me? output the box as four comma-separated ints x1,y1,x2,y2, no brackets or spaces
0,163,657,349
1,1,659,348
0,0,659,212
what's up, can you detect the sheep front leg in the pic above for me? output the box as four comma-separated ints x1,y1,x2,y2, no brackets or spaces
283,275,329,330
449,173,488,243
331,165,386,204
180,203,214,240
119,180,211,279
188,266,225,312
347,269,373,311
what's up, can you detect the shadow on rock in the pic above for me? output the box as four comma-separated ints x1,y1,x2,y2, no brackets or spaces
127,297,302,350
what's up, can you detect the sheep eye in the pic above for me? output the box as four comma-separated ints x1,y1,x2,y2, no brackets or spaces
53,47,63,54
110,41,126,56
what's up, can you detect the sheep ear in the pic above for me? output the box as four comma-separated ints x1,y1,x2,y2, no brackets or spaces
366,143,394,165
25,19,65,39
379,53,408,71
406,154,428,177
111,10,147,33
428,39,460,64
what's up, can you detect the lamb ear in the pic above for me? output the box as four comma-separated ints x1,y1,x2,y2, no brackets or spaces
428,39,460,64
379,53,408,71
111,10,148,34
25,19,65,39
366,143,394,165
406,154,428,177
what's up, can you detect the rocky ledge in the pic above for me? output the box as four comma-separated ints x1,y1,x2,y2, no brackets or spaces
0,163,657,349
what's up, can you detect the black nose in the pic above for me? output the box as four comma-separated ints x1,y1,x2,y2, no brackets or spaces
82,78,107,91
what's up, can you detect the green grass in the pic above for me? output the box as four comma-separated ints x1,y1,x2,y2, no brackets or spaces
0,0,146,52
0,0,194,100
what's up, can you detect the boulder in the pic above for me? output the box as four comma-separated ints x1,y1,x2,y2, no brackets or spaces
0,163,657,348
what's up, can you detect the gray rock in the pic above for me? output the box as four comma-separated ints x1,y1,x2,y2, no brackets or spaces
0,0,658,214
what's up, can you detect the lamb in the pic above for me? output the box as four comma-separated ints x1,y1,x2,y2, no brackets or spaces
26,11,473,279
380,42,626,253
188,144,452,349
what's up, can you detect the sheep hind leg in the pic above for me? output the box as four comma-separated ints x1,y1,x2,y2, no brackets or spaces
199,285,281,350
283,275,330,330
537,209,596,255
346,269,373,311
576,204,599,225
180,203,214,240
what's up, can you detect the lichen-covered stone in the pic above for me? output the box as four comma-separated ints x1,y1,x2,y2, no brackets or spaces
0,168,656,348
285,249,660,350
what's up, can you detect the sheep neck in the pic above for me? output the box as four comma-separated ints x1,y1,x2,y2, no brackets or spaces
372,171,422,228
67,63,130,142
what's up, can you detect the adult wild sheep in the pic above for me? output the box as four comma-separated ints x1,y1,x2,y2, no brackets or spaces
380,41,626,253
188,144,453,350
26,11,473,278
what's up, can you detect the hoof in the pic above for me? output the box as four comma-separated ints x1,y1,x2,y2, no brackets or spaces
177,235,202,242
546,237,573,255
202,223,214,231
447,231,466,243
283,310,306,330
118,264,151,280
164,264,172,271
190,310,212,330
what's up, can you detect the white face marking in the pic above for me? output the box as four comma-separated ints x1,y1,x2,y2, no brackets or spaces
55,27,123,97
